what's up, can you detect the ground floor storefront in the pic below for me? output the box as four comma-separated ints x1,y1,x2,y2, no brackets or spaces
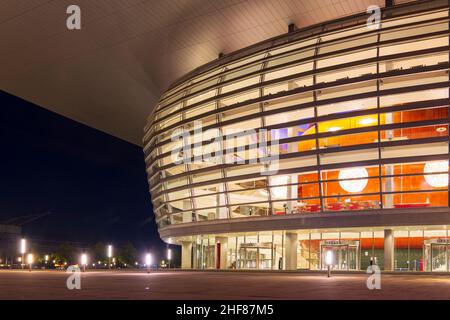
177,226,450,272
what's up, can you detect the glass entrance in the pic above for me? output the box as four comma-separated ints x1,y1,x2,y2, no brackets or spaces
424,239,448,272
320,240,359,270
238,243,273,269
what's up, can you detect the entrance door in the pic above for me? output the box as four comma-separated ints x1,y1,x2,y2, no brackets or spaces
320,241,359,270
423,239,449,272
431,244,447,272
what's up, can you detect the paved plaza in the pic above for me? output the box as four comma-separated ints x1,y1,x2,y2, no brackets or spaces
0,270,450,299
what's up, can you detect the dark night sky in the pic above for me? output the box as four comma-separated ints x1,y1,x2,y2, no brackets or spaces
0,90,165,255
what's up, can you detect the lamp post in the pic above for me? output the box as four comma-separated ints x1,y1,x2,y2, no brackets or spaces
325,250,333,278
167,249,172,269
20,238,26,269
107,245,112,270
27,253,33,272
145,253,152,274
81,253,87,272
44,255,49,270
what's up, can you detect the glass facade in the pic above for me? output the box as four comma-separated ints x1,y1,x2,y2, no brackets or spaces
144,1,450,271
182,226,450,272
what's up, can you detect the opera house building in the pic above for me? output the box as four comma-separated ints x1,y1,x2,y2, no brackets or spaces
144,0,450,272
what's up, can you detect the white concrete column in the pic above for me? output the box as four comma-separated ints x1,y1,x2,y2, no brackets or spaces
216,184,228,219
182,200,192,223
285,232,298,270
384,229,394,271
215,237,228,269
181,241,192,269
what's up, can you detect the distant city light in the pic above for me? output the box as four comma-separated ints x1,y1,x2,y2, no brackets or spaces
27,253,33,265
44,255,49,262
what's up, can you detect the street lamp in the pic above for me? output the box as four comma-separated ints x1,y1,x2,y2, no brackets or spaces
44,255,49,270
167,249,172,269
27,253,33,272
107,245,112,270
20,238,26,269
145,253,152,273
81,253,88,272
325,250,333,278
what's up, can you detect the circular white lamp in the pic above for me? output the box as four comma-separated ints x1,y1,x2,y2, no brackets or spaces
338,167,368,193
424,161,449,188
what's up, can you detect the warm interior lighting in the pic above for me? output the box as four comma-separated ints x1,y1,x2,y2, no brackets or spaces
424,161,449,188
327,126,342,132
338,167,369,193
359,118,376,125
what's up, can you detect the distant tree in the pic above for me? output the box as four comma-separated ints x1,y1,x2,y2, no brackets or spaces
91,241,107,263
54,242,74,264
117,242,138,266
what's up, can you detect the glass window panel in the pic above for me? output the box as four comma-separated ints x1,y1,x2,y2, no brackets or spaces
228,188,269,205
381,21,448,42
380,36,449,56
220,89,259,106
317,49,377,69
269,38,317,56
317,97,377,117
317,64,376,83
185,102,215,120
379,52,448,73
264,92,314,111
382,10,448,29
267,49,315,68
224,63,263,82
230,203,269,218
226,53,266,70
186,89,216,106
317,80,376,101
383,191,448,208
381,142,448,159
166,177,188,189
192,170,222,183
381,70,448,90
264,77,313,95
227,164,264,179
380,88,448,107
265,107,314,126
319,130,379,149
319,35,377,55
321,148,379,165
221,76,260,94
222,104,259,122
228,177,267,191
264,62,313,81
321,25,368,42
